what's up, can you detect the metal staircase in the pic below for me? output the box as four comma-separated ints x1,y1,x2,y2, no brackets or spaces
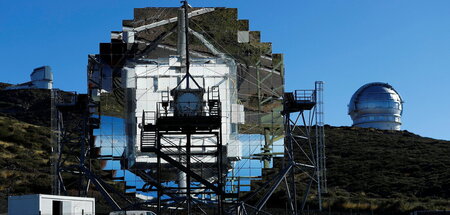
140,130,157,152
139,115,218,177
208,86,221,116
140,111,157,152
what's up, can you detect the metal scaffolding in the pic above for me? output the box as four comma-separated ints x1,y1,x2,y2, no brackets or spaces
51,88,135,212
71,2,328,214
236,81,326,214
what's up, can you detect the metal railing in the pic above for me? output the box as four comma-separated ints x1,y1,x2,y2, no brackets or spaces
53,90,77,106
142,111,156,126
294,89,316,103
208,86,220,101
156,101,221,118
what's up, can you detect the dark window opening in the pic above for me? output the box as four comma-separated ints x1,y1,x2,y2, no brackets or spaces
52,200,62,215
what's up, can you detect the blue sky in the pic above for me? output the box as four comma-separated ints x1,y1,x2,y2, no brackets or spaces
1,0,449,140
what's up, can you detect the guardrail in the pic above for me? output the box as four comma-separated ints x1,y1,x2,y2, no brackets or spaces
156,101,221,118
294,90,316,103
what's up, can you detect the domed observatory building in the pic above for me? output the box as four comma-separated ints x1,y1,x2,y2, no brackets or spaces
348,82,403,130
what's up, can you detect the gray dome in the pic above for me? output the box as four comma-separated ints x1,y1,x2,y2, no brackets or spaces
348,82,403,130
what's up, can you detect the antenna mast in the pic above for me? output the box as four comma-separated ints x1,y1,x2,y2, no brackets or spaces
183,0,191,88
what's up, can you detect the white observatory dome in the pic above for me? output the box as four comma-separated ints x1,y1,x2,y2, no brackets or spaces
348,82,403,130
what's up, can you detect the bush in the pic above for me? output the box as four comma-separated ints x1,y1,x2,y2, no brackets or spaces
5,145,17,153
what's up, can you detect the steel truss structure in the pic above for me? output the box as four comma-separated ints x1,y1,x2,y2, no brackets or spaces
49,2,327,215
51,89,134,211
86,1,285,213
51,90,92,196
137,87,226,214
236,81,326,214
127,3,228,212
51,81,326,215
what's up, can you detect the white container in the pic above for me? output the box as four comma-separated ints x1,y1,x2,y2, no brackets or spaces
8,194,95,215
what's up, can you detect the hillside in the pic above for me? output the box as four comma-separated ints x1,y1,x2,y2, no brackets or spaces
0,88,111,214
0,115,52,212
322,126,450,213
0,87,52,212
327,126,450,197
249,126,450,214
0,88,51,127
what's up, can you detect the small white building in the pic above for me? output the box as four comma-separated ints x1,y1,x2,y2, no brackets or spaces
8,194,95,215
5,66,53,90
